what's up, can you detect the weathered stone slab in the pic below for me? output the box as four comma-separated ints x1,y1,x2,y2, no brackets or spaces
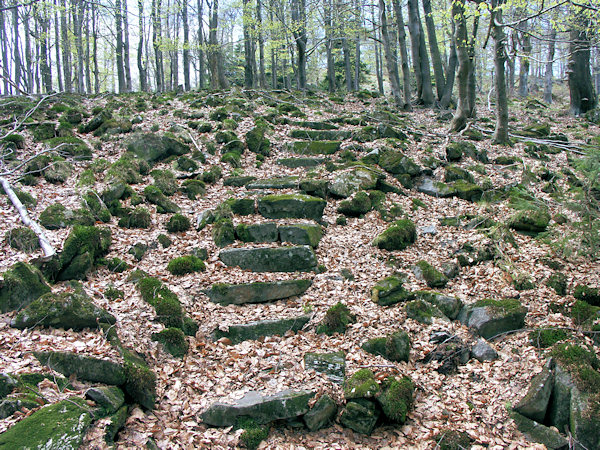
415,291,463,320
213,314,311,344
514,359,554,422
127,133,189,163
304,351,346,384
34,351,126,386
511,412,568,449
278,223,323,248
204,279,312,305
219,246,317,272
246,176,299,190
85,386,125,415
290,141,341,155
277,157,326,168
328,167,383,198
339,399,380,435
235,222,279,243
417,177,455,198
200,389,315,426
0,262,51,313
458,299,527,339
372,274,415,306
289,129,351,140
258,194,326,221
303,394,338,431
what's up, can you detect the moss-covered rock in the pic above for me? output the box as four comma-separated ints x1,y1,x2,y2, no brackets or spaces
106,154,149,184
278,157,326,168
303,394,338,431
85,385,125,415
245,121,271,156
219,246,317,272
291,140,341,155
344,369,379,399
5,227,40,253
246,176,299,190
458,298,527,339
405,299,444,324
446,141,476,162
257,194,326,221
144,185,180,213
415,291,463,320
82,191,111,223
39,203,68,230
508,209,551,233
299,178,329,198
166,213,191,233
546,273,567,296
205,279,312,305
167,255,206,275
574,285,600,306
235,222,278,243
444,165,475,183
316,302,356,335
371,274,414,306
570,300,600,326
362,331,410,362
56,225,111,281
529,328,569,348
118,206,151,229
44,160,73,184
433,430,474,450
0,397,94,449
11,288,115,330
304,351,346,384
0,262,51,313
46,136,92,160
278,223,323,247
414,260,449,288
339,398,380,435
328,167,382,198
378,149,421,176
80,110,112,133
212,218,235,247
337,191,372,217
151,169,178,196
223,197,255,215
152,327,188,358
182,179,206,200
223,175,256,187
377,376,414,423
34,351,126,385
213,314,311,344
127,133,189,163
372,219,417,251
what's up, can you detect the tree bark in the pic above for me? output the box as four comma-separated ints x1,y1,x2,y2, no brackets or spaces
354,0,361,91
422,0,445,101
243,0,254,88
544,22,556,104
12,1,21,92
92,1,99,93
85,7,91,93
115,0,126,93
152,0,164,91
72,0,85,93
391,0,412,109
379,0,402,107
257,0,266,88
123,0,132,91
0,0,11,94
407,0,433,105
137,0,148,91
450,0,469,131
491,0,508,144
23,8,33,92
37,7,53,93
183,0,190,90
60,0,71,92
197,0,205,89
440,26,457,109
291,0,307,90
517,16,531,98
325,0,335,92
568,18,596,115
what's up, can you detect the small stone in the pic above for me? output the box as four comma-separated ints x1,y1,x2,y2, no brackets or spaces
471,338,498,362
339,399,380,435
303,394,337,431
304,351,346,384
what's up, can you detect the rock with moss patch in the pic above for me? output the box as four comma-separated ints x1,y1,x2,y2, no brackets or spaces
371,274,414,306
166,213,191,233
5,227,40,253
219,246,317,272
118,207,151,229
299,178,329,198
303,394,338,431
205,279,312,305
85,386,125,415
11,289,115,330
446,141,477,162
508,209,551,234
546,273,567,296
378,149,421,177
0,397,94,449
573,285,600,307
372,219,417,251
416,177,456,198
278,223,323,247
152,328,188,358
144,185,180,213
34,351,126,385
235,222,278,243
340,398,380,435
405,299,445,324
44,160,73,184
413,261,449,288
316,302,356,335
127,133,189,163
362,331,410,362
246,176,299,190
213,314,311,344
304,351,346,384
290,141,341,155
201,389,315,427
514,359,554,423
377,376,414,423
0,262,51,313
278,157,326,168
56,225,111,281
328,167,383,198
337,191,372,217
344,369,380,399
415,291,463,320
511,412,569,450
458,298,527,339
258,194,326,222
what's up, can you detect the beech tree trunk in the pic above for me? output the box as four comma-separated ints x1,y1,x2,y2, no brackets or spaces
440,28,457,109
291,0,307,90
243,0,254,88
491,0,508,144
257,0,266,88
123,0,132,91
152,0,164,91
544,23,556,104
137,0,148,91
60,0,71,92
407,0,433,106
517,17,531,98
12,2,21,92
422,0,445,101
379,0,402,106
450,0,470,131
197,0,205,89
568,21,596,115
325,0,335,93
115,0,126,93
391,0,412,110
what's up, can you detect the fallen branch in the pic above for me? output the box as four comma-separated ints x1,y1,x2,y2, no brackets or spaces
0,176,55,258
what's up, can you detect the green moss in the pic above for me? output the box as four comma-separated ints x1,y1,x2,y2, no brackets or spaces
316,302,356,335
236,418,269,450
166,213,191,233
212,218,235,247
182,179,206,200
82,191,111,223
0,262,51,313
224,198,255,215
362,331,410,362
344,369,380,399
122,356,156,410
415,260,448,288
105,257,129,273
507,209,551,233
105,286,124,300
377,376,414,423
337,191,372,217
143,185,180,213
157,234,172,248
167,255,206,275
5,227,40,253
474,298,523,313
574,285,600,306
372,219,417,251
529,328,568,348
546,273,567,296
118,207,151,229
571,300,600,325
513,273,535,291
58,225,111,280
550,343,599,371
151,169,178,196
151,328,188,358
405,299,437,324
45,136,92,160
77,169,96,187
107,154,148,184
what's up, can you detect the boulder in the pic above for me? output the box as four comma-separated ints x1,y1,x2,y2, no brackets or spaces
277,157,326,168
328,167,382,198
339,399,380,435
289,129,351,140
371,274,414,306
200,389,315,426
362,331,410,362
415,291,463,320
258,194,326,221
34,351,126,386
0,397,94,449
446,141,477,162
511,412,569,449
337,191,372,217
144,185,180,214
377,376,414,424
316,302,356,335
223,175,257,187
450,180,484,202
56,226,111,281
416,177,455,198
235,222,279,243
405,299,446,324
458,298,527,339
219,246,317,272
455,242,495,267
471,338,499,362
299,178,329,198
423,337,470,374
0,262,51,313
304,351,346,384
11,289,115,330
0,398,39,420
204,279,312,305
413,261,449,288
212,314,311,344
290,141,341,155
246,176,299,190
378,149,421,176
372,219,417,251
127,133,189,163
508,209,550,234
278,223,323,248
0,374,17,400
514,359,554,422
303,394,338,431
85,386,125,415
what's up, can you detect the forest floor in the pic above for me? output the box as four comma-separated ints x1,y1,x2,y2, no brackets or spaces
0,88,599,449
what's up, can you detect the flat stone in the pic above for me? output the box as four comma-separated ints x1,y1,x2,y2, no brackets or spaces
416,177,455,198
85,386,125,415
277,157,326,168
415,291,463,320
471,338,499,362
235,222,279,243
458,299,527,339
304,351,346,384
339,399,380,435
303,395,337,431
0,262,51,313
372,274,414,306
514,359,553,422
290,141,341,155
258,194,326,222
127,133,189,163
511,412,568,449
246,176,299,190
200,389,315,426
328,167,382,198
278,223,323,248
34,351,126,386
204,279,312,305
219,246,317,272
212,314,311,344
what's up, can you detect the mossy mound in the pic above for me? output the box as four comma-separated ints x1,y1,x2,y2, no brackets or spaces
46,136,92,160
574,285,600,307
127,133,189,163
372,219,417,251
316,302,356,335
546,273,567,296
337,191,372,217
106,154,149,184
34,351,126,385
55,225,111,281
167,255,206,275
182,179,206,200
570,300,600,326
529,328,569,348
371,274,414,306
144,185,180,213
507,209,551,233
405,299,443,324
118,207,152,229
166,213,191,233
414,260,449,288
212,218,235,247
82,191,111,223
245,120,271,156
44,160,73,184
152,328,188,358
151,169,178,196
5,227,40,253
377,376,414,423
344,369,380,399
362,331,410,362
237,417,269,450
0,262,51,313
39,203,95,230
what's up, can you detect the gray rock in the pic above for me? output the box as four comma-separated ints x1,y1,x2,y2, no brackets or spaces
458,299,527,339
471,338,499,362
196,209,214,230
511,412,568,449
200,389,315,426
570,385,599,450
514,359,553,422
0,398,39,419
34,351,126,386
371,274,414,306
0,374,17,400
416,177,455,198
378,149,421,176
547,364,575,432
219,246,317,272
304,351,346,384
127,133,189,163
212,314,311,344
246,176,299,190
278,223,323,248
441,261,460,279
0,262,51,313
303,394,337,431
339,399,380,435
204,279,312,305
362,331,410,363
85,386,125,414
235,222,279,243
328,167,382,198
415,291,463,320
419,225,438,235
423,337,470,374
258,194,326,222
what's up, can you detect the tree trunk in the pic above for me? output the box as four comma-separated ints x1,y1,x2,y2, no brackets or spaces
379,0,402,107
73,0,85,93
152,0,164,91
138,0,148,91
197,0,205,89
36,7,53,93
60,0,71,92
123,0,132,91
291,0,307,90
12,1,21,92
407,0,433,105
391,0,412,109
325,0,335,92
243,0,254,88
257,0,266,88
85,7,91,93
568,19,596,115
544,23,556,104
517,17,531,98
92,1,99,93
24,9,33,92
343,37,352,91
450,0,469,131
0,0,11,94
422,0,445,101
208,0,228,89
491,0,508,144
115,0,126,93
440,25,457,109
183,0,190,90
354,0,361,91
466,16,478,117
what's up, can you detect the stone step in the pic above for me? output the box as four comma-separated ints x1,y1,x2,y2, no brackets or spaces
292,120,339,130
288,141,341,155
204,279,312,305
289,129,352,140
277,157,327,168
417,177,483,202
219,246,317,272
212,314,312,344
246,176,299,190
257,194,326,222
236,222,323,248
